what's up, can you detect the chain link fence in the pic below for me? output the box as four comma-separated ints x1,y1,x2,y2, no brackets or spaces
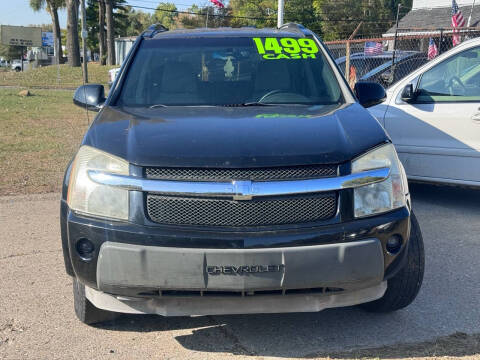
325,27,480,89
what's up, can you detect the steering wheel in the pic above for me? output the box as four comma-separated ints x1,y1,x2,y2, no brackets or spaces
257,89,291,103
448,76,467,96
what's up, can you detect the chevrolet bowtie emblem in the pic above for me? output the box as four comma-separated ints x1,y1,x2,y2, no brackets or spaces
232,180,254,201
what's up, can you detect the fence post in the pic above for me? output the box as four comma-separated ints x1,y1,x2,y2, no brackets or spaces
439,28,444,55
345,40,350,85
345,22,362,89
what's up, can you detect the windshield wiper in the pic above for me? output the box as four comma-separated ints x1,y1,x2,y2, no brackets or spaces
223,102,278,107
149,104,169,109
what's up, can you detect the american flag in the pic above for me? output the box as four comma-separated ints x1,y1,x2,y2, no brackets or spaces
452,0,465,46
364,42,383,56
428,38,438,60
210,0,225,8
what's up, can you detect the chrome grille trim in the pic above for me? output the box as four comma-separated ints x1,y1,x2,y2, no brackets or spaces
145,165,338,181
87,167,390,198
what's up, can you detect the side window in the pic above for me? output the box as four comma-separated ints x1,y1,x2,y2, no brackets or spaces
417,47,480,102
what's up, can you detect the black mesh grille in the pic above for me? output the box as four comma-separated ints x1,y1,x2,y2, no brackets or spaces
146,193,337,227
145,165,337,182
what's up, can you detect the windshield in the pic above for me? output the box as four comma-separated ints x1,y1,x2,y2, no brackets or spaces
118,36,344,107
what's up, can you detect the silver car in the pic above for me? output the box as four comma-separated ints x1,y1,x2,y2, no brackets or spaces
370,38,480,187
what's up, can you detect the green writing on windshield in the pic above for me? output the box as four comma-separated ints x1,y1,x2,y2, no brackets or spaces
253,38,319,60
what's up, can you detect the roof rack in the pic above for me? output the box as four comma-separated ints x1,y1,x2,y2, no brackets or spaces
142,24,169,38
279,23,309,35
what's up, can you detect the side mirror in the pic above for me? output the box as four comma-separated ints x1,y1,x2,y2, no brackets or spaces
73,84,105,112
354,82,386,108
401,84,416,102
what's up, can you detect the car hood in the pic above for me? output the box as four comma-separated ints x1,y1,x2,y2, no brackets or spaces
83,103,389,167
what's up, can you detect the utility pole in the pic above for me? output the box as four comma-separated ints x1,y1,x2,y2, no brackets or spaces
277,0,285,28
81,0,88,83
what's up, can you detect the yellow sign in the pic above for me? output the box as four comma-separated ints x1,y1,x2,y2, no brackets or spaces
0,25,42,47
253,37,319,60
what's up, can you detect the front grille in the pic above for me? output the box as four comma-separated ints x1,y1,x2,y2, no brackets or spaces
137,287,344,298
146,193,337,227
145,165,337,182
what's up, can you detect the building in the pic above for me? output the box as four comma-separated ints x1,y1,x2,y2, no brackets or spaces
383,0,480,52
386,0,480,34
114,36,136,66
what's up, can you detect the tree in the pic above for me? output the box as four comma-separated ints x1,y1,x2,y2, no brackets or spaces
66,0,81,66
177,5,231,29
229,0,276,28
153,3,178,29
105,0,115,65
313,0,408,40
122,7,155,36
284,0,318,32
98,0,107,65
29,0,65,64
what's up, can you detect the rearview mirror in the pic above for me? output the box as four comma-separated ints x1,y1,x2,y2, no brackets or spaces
354,82,386,108
73,84,105,112
401,84,416,102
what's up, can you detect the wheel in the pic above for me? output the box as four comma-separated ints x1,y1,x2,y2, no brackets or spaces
73,278,118,325
14,67,21,72
360,212,425,312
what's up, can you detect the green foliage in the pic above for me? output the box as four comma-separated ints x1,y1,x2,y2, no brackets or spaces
87,0,143,53
124,8,155,35
229,0,277,28
153,3,178,29
312,0,414,40
177,5,231,29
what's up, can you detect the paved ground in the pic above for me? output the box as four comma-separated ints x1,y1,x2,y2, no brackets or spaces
0,183,479,359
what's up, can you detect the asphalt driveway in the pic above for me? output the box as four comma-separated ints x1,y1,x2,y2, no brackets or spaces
0,183,479,359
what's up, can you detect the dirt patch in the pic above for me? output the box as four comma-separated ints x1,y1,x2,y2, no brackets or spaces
312,332,480,359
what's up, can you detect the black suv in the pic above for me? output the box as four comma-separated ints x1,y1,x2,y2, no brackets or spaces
62,24,424,325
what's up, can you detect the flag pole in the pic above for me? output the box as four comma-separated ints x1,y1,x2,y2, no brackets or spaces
278,0,285,27
390,4,401,85
467,0,476,27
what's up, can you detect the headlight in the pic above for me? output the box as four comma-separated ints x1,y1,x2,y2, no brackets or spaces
352,143,408,218
67,146,129,220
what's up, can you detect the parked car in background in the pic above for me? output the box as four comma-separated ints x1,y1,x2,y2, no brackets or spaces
335,51,418,79
0,59,9,68
360,53,429,88
11,59,28,72
369,38,480,187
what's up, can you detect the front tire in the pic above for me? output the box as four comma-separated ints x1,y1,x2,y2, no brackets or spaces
360,212,425,312
73,278,118,325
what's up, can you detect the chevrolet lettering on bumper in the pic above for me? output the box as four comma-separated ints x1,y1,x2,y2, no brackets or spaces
207,264,285,275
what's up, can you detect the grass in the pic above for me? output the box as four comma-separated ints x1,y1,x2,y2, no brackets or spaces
0,88,89,195
0,63,117,89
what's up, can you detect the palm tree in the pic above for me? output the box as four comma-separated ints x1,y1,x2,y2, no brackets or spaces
98,0,107,65
66,0,81,66
29,0,65,64
105,0,116,65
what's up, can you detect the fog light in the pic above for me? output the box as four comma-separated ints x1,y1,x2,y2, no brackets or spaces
76,238,95,260
386,235,402,254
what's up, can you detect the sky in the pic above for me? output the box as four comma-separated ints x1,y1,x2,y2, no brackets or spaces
0,0,205,28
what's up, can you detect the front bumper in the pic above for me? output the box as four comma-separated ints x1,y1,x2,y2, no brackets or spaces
62,197,410,312
96,239,384,295
85,281,387,316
